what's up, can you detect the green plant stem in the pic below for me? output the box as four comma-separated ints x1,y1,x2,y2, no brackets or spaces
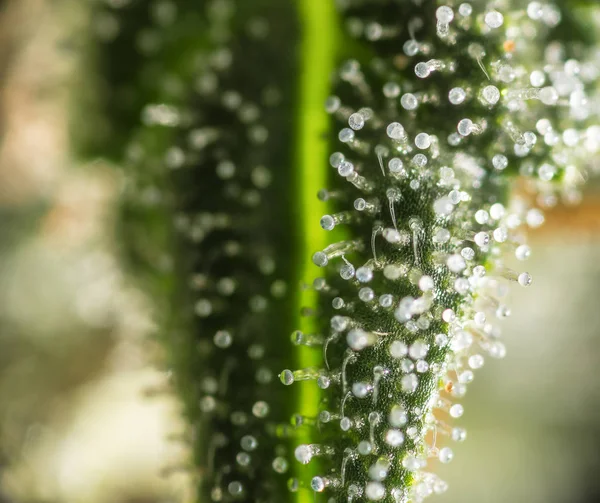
294,0,340,500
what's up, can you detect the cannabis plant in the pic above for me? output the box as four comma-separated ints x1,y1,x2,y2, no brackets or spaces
94,0,600,502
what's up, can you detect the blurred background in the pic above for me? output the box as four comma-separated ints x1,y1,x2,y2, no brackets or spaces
0,1,599,503
0,0,189,502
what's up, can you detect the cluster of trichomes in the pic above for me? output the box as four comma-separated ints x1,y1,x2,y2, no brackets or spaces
95,0,600,502
171,3,301,501
279,1,600,502
97,0,300,501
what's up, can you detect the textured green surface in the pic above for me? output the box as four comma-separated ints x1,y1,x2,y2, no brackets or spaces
89,0,600,502
282,1,600,501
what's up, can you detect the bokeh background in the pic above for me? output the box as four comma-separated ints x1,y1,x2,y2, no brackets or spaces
0,1,599,503
0,1,190,502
